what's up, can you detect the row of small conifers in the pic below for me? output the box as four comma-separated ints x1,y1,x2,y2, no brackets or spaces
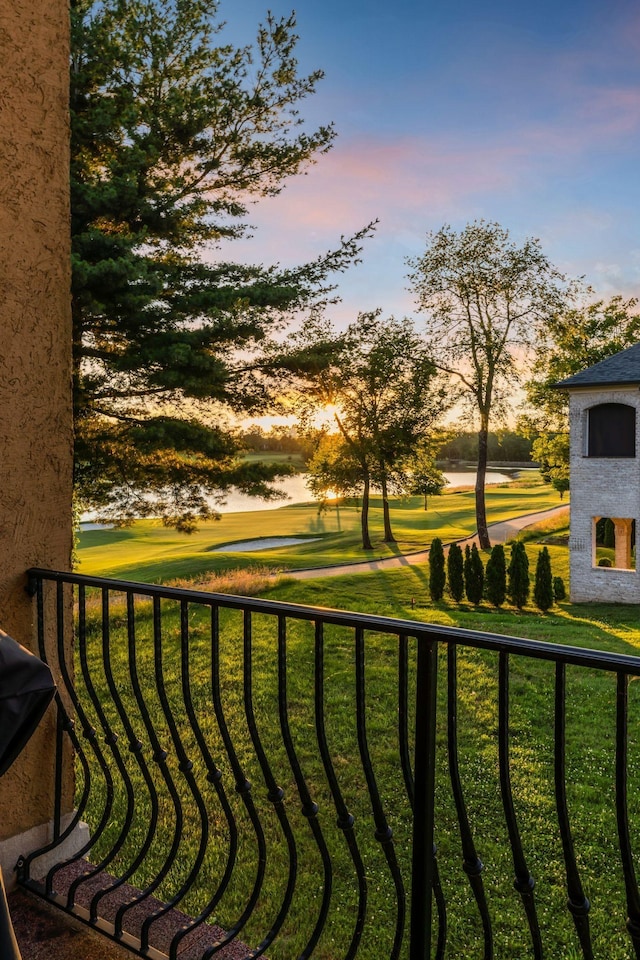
428,539,566,611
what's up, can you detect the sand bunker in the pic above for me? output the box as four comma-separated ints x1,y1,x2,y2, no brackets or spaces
212,537,321,553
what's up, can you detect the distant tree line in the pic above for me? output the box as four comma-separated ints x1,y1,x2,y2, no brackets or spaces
436,431,534,463
238,425,313,458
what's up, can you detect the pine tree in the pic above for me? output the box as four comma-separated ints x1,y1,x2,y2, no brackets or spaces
465,543,484,605
485,543,507,607
508,541,530,609
447,542,465,602
71,0,369,528
429,537,446,601
534,547,554,611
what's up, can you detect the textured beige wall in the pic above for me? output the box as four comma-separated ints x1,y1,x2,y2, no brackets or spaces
0,1,73,839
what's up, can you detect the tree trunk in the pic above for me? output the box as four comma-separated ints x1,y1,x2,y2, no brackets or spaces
361,466,373,550
380,470,396,542
476,423,491,549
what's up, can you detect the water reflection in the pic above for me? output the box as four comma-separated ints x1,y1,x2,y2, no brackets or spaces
215,470,516,514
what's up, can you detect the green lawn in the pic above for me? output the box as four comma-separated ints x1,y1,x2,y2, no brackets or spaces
71,484,640,958
77,477,563,582
241,451,307,470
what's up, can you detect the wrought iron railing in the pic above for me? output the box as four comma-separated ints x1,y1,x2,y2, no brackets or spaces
18,568,640,959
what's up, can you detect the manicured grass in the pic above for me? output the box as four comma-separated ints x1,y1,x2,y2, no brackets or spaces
73,485,640,957
74,529,640,959
241,451,307,470
77,478,564,582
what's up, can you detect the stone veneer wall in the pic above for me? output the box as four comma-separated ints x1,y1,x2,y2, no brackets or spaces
568,386,640,604
0,2,73,840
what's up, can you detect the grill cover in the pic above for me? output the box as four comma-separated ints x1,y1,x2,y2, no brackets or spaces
0,631,55,777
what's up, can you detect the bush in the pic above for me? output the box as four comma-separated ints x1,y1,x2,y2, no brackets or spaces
533,546,553,611
447,542,464,602
553,576,566,601
464,543,484,605
508,541,530,609
429,537,446,601
598,557,612,567
485,544,507,607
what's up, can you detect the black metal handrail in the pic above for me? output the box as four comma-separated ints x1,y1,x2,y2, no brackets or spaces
19,568,640,959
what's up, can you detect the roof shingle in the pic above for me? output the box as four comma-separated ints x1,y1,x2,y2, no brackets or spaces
554,342,640,389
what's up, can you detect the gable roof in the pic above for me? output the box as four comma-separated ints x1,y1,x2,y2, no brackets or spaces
554,342,640,389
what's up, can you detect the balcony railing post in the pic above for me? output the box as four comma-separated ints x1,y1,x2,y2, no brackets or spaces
410,637,439,960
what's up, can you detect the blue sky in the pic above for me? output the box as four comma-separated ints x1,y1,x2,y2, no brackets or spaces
219,0,640,323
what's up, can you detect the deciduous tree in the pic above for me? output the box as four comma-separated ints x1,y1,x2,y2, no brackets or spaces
531,434,570,499
524,295,640,496
527,295,640,428
283,312,450,548
405,441,446,510
408,221,568,548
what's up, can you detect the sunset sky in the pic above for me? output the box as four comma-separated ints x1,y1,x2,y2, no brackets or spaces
219,0,640,325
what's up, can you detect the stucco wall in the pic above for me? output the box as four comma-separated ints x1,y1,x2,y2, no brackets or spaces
0,2,73,839
568,386,640,604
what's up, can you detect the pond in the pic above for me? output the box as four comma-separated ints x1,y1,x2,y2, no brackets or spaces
214,469,518,514
80,468,523,525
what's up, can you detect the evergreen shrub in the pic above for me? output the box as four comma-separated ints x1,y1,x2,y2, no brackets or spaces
533,546,553,611
485,544,507,607
429,537,446,601
447,542,464,602
508,541,530,609
553,576,566,601
465,543,484,605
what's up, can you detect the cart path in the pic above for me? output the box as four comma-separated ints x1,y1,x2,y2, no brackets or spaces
283,504,569,580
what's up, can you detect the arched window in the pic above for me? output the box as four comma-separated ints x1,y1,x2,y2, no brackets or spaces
587,403,636,458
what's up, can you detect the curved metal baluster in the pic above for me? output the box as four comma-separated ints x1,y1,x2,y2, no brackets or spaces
498,651,542,958
112,594,186,942
554,662,592,958
220,609,298,960
615,672,640,958
66,588,141,909
200,605,269,959
19,580,96,888
138,596,212,953
313,619,366,960
167,600,241,960
87,592,162,922
355,626,406,959
399,634,414,803
448,644,492,959
402,634,446,959
47,583,121,902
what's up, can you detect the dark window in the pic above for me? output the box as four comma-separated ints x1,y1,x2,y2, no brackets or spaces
587,403,636,457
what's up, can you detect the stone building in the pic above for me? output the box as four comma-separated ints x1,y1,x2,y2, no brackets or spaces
555,343,640,603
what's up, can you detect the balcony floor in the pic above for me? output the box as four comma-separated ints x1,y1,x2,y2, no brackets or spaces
9,887,134,959
8,868,252,960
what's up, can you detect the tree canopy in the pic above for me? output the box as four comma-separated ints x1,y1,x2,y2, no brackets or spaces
407,220,568,548
527,294,640,429
283,312,450,548
71,0,369,529
523,294,640,498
